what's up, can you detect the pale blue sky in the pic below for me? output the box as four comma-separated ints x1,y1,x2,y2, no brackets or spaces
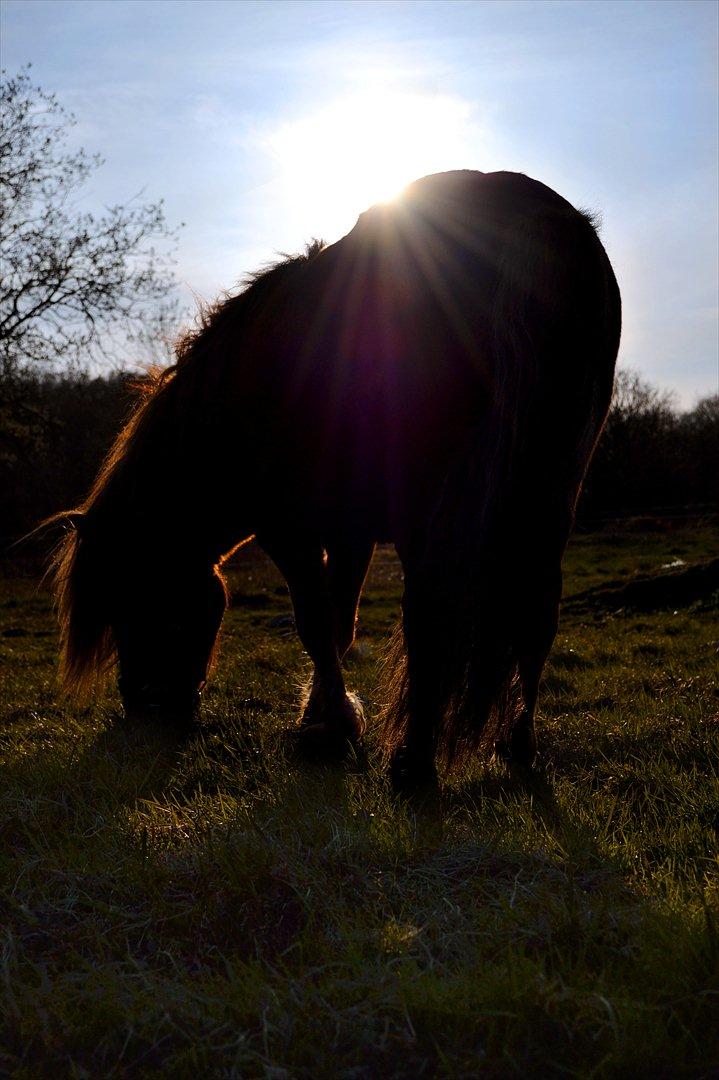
2,0,717,404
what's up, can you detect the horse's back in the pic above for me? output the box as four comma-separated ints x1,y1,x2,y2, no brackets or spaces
218,170,619,541
313,171,617,532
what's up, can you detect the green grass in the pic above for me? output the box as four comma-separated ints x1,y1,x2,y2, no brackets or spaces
1,527,718,1077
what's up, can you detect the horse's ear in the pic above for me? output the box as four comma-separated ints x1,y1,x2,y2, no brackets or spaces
61,511,86,535
41,509,86,537
9,508,87,553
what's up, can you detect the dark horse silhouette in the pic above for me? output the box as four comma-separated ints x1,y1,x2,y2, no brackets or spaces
49,170,621,789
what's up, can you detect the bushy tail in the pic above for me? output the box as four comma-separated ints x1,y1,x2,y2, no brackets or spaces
380,192,619,769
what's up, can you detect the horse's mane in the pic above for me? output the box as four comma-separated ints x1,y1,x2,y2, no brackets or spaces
49,239,326,696
175,239,325,370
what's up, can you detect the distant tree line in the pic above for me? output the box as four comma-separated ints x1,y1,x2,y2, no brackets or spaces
1,370,134,540
0,367,716,544
577,371,718,524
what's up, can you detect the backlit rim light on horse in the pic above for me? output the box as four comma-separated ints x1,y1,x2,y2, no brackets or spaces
268,88,474,240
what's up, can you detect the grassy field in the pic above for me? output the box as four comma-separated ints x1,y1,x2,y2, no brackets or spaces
1,525,717,1078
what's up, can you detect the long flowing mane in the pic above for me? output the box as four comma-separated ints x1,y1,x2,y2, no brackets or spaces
174,238,325,371
48,240,325,697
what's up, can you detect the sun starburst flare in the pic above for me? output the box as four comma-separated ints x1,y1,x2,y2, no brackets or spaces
267,87,475,240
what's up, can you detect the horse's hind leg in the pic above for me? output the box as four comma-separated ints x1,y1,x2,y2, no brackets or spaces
258,535,370,757
500,556,564,769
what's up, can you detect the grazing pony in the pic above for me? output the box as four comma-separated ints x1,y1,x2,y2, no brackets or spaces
49,171,621,789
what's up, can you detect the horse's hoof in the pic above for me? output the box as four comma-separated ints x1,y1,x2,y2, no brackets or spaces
389,745,439,797
292,692,366,762
495,719,538,769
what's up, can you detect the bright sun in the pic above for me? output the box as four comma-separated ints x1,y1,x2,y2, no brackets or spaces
268,88,473,241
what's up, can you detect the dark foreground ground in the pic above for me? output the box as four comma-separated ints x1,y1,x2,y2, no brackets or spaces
1,525,717,1078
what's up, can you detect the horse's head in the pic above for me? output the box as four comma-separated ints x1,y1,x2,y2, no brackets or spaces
52,511,227,729
112,553,227,728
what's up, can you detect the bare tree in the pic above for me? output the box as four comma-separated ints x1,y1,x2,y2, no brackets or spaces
608,369,676,423
0,67,181,393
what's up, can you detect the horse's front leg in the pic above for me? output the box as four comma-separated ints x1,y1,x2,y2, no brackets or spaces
326,538,375,662
257,536,368,758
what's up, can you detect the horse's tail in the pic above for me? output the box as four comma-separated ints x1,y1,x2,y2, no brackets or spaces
381,186,620,769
